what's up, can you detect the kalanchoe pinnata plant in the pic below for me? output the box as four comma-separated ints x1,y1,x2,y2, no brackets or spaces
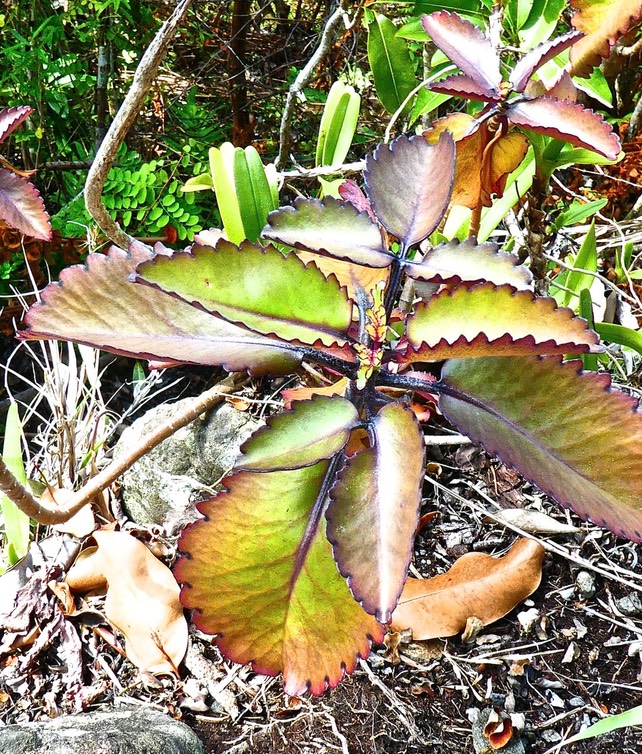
420,12,621,238
20,132,642,695
422,11,620,162
0,106,51,240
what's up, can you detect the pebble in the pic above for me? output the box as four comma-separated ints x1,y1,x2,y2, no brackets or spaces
575,571,596,600
616,593,642,616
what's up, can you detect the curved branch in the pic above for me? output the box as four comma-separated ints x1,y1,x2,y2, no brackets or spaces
275,0,351,170
0,375,243,526
84,0,193,249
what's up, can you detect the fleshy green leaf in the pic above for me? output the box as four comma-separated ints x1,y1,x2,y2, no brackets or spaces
0,106,32,143
263,197,390,268
507,98,621,160
326,403,425,622
509,30,584,92
405,238,533,290
316,81,361,168
209,145,245,244
182,172,214,192
400,283,599,363
0,169,52,240
21,245,303,376
136,240,353,347
438,356,642,542
364,133,455,248
237,396,360,471
595,322,642,356
421,11,501,93
368,14,418,116
175,463,384,696
234,146,276,243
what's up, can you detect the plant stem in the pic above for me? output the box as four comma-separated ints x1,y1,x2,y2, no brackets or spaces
85,0,192,249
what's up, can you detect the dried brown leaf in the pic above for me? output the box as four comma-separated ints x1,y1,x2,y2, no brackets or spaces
65,530,188,674
390,538,545,639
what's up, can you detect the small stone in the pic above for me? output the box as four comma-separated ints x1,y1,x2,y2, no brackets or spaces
115,400,260,531
517,607,540,633
616,594,642,616
576,571,596,600
559,586,575,601
569,696,585,708
0,708,203,754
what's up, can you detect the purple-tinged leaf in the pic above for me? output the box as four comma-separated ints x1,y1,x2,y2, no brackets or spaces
136,240,353,347
405,238,533,290
510,31,584,92
398,283,599,364
0,169,51,240
421,11,501,93
263,197,390,268
364,133,455,248
0,106,32,143
429,74,501,102
508,97,621,160
20,246,303,376
326,403,424,622
338,180,377,221
237,396,359,471
176,463,384,696
524,70,579,103
438,356,642,542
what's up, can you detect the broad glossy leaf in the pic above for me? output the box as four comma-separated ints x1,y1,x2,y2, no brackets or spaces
263,198,390,268
429,73,500,102
0,169,52,240
570,0,642,76
510,30,584,92
136,240,352,347
175,463,384,695
368,14,418,116
507,98,621,161
237,396,359,471
401,283,599,363
21,246,304,376
326,403,425,623
0,106,32,143
439,356,642,542
421,11,501,93
391,538,545,638
406,238,533,290
364,133,455,248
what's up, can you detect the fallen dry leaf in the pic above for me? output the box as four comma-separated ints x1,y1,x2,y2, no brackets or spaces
390,538,545,640
65,530,188,674
281,377,348,408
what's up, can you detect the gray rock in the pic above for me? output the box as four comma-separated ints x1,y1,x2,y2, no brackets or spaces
0,708,203,754
114,399,260,531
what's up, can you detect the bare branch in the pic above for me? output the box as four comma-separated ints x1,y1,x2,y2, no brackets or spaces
0,375,244,526
84,0,193,249
275,0,351,170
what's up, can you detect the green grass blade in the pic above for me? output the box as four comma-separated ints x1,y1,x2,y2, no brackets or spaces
209,145,245,244
1,402,30,564
558,704,642,747
595,322,642,356
579,288,598,371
